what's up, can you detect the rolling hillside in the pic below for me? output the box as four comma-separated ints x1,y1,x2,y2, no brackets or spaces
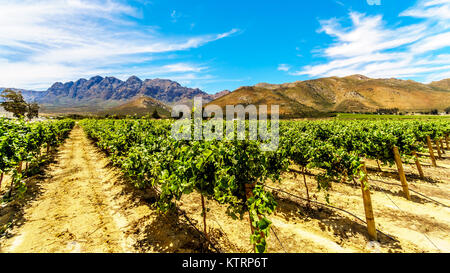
102,96,171,117
209,75,450,117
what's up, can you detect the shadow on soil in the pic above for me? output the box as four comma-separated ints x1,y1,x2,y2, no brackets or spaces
272,192,404,251
288,167,439,206
365,165,442,184
334,179,436,206
99,159,229,253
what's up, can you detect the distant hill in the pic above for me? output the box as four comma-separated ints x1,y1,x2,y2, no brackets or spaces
211,90,231,99
103,96,171,117
430,79,450,90
208,75,450,117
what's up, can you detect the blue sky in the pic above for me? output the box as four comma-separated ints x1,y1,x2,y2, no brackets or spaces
0,0,449,93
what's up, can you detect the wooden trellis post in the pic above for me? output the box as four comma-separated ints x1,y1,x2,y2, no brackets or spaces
393,146,411,200
245,183,255,236
7,161,23,198
200,194,208,240
360,162,377,241
412,151,424,179
17,161,23,174
427,136,437,167
435,139,442,159
376,159,382,172
446,135,449,149
440,139,446,154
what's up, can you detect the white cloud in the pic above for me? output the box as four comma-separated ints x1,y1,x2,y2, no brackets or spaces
401,0,450,20
171,10,180,23
0,0,237,89
216,28,240,39
319,13,427,58
411,31,450,53
161,63,207,73
291,0,450,82
277,64,291,72
425,69,450,83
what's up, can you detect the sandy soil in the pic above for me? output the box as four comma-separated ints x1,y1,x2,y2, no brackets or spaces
1,126,449,253
0,126,136,252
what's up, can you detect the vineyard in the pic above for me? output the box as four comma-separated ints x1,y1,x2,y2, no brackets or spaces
0,118,75,201
79,118,450,253
0,117,449,253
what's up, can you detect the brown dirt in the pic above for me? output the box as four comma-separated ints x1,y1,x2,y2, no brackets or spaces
0,126,135,252
1,126,449,253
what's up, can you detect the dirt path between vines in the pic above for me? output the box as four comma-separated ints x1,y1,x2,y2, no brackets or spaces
0,126,136,253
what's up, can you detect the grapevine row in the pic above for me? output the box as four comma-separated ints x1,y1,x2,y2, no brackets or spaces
81,118,450,252
0,118,75,199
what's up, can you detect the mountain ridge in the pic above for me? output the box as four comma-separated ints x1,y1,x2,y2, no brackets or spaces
39,75,222,105
1,76,229,113
3,75,450,115
209,75,450,117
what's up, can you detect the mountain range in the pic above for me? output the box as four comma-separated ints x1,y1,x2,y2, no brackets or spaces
209,75,450,117
2,76,230,113
2,74,450,116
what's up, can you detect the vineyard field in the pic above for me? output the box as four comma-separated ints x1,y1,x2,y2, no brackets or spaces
0,118,449,253
0,119,75,200
336,113,450,120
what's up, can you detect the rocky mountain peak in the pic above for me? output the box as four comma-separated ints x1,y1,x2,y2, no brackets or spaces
125,76,141,83
89,75,104,83
32,75,229,106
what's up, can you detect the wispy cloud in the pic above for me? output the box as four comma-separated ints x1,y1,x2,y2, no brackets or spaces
170,10,181,23
0,0,238,89
216,28,240,39
334,1,345,7
277,64,291,72
290,0,450,83
401,0,450,20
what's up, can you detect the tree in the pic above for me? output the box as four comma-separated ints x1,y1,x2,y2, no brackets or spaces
376,108,399,115
1,89,40,119
0,89,27,118
445,107,450,114
151,109,161,119
26,102,40,120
